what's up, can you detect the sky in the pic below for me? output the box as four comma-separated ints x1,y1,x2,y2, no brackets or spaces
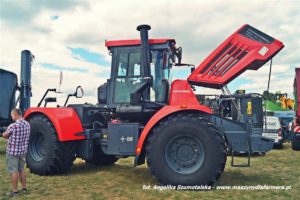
0,0,299,106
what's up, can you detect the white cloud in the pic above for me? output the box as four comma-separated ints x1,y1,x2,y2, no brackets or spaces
0,0,299,107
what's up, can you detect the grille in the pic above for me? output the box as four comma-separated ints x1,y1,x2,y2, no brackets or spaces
200,41,248,78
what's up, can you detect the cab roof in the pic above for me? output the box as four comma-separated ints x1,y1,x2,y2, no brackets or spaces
105,39,176,48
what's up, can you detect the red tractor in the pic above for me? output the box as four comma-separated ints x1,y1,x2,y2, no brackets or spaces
24,24,284,186
291,68,300,150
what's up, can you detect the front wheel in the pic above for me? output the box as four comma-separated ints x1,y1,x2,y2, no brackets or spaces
146,113,227,186
26,115,77,175
291,136,300,150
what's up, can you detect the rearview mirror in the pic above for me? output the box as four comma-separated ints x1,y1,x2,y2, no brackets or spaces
75,86,84,98
191,66,195,73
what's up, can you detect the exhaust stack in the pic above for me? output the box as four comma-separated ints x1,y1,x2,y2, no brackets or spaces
137,24,151,77
20,50,33,113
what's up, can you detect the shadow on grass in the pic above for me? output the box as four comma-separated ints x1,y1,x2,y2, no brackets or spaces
62,162,149,176
60,161,156,184
65,162,277,186
228,152,267,158
64,161,273,186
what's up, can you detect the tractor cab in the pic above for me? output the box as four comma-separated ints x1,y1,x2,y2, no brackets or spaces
98,33,178,121
106,39,175,104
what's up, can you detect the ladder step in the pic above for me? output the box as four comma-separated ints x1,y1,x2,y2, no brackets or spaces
231,150,251,167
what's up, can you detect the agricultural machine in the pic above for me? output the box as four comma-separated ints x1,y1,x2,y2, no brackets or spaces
263,90,294,125
0,50,33,134
22,24,285,186
263,91,294,111
291,68,300,150
262,91,295,148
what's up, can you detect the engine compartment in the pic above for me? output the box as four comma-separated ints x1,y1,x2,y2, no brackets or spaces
196,91,264,129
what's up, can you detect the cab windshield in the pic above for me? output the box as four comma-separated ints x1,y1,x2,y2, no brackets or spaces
114,48,172,103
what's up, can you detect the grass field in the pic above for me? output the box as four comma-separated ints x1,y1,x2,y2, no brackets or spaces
0,138,299,200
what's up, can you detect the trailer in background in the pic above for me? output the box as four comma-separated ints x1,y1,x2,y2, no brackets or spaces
0,50,33,134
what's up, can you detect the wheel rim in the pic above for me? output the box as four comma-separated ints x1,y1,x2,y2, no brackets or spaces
165,135,205,174
29,132,48,161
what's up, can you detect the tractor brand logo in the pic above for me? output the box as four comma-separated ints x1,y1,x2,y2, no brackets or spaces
120,136,133,142
259,46,269,56
173,90,190,94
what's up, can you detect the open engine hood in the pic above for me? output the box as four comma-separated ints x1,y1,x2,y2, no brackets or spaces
188,24,284,89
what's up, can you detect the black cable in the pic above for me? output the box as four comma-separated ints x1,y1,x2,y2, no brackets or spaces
264,59,273,130
267,59,273,92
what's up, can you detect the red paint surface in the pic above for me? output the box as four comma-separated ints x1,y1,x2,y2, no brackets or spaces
105,39,175,47
24,108,85,141
188,24,284,88
169,79,200,106
294,68,300,126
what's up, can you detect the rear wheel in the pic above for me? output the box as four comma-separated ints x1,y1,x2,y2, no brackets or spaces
26,114,77,175
273,143,283,149
291,135,300,150
85,147,118,166
146,113,227,186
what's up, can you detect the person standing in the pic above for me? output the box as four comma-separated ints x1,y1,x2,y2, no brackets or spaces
2,108,30,197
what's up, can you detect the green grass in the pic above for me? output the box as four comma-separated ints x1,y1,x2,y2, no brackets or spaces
0,138,299,200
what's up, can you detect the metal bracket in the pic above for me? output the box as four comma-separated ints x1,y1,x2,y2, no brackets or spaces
75,129,101,139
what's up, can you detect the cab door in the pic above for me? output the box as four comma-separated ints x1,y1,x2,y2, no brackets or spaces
109,46,147,106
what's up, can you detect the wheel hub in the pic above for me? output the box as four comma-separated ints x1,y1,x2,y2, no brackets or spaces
29,132,47,161
166,136,205,174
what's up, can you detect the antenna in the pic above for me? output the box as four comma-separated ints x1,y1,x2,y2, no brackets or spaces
59,71,63,93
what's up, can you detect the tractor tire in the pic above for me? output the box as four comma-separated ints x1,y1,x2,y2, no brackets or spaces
146,113,227,186
273,143,283,149
85,148,118,166
26,114,77,175
291,137,300,151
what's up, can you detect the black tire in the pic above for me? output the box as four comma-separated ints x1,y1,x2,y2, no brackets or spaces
26,114,77,175
273,143,283,149
85,147,118,166
291,137,300,151
146,113,227,186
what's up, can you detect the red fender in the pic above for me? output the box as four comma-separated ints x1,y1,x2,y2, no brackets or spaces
24,107,85,141
135,79,212,155
135,105,212,155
